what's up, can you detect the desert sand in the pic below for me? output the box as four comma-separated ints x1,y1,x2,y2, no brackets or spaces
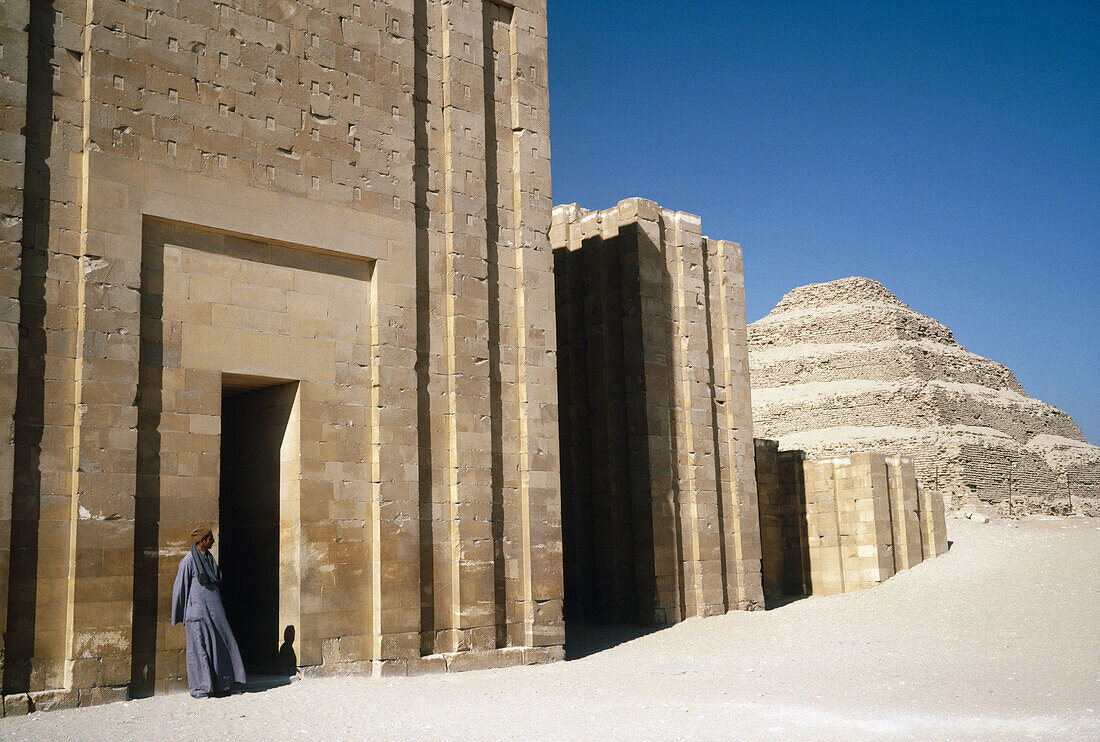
3,516,1097,741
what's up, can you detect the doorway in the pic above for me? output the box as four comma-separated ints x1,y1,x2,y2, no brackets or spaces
219,375,300,674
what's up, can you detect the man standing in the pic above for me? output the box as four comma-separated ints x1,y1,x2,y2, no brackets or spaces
171,525,247,698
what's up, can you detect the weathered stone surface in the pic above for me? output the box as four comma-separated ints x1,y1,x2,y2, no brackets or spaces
749,277,1099,515
28,689,80,713
2,693,30,717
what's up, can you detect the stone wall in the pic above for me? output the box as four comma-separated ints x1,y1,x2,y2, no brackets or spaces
0,0,30,687
1,0,560,713
551,199,763,624
755,442,947,600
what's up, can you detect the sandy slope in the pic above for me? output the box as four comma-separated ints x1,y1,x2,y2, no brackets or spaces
3,517,1097,741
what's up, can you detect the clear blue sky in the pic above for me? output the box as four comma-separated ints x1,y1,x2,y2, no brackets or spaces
548,1,1099,442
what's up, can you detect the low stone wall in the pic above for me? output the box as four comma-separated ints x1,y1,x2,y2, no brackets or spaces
755,441,948,599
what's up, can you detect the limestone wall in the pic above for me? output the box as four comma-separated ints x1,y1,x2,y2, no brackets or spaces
754,442,947,600
551,199,763,624
1,0,560,712
0,0,30,686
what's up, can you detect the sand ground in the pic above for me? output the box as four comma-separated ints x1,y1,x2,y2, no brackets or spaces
2,516,1097,741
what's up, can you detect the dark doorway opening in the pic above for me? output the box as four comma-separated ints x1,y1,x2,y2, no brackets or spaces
219,375,298,675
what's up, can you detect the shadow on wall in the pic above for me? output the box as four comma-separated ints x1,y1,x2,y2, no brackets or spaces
5,0,56,697
412,0,435,658
555,224,671,628
754,441,811,606
129,224,170,698
276,625,297,672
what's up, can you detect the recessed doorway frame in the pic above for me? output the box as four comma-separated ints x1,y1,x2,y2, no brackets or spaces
218,373,302,675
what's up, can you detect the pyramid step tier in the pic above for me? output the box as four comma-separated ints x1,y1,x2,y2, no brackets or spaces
749,303,956,347
752,379,1085,442
749,340,1024,392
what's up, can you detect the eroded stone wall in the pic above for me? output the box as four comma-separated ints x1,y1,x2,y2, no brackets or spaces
551,199,763,624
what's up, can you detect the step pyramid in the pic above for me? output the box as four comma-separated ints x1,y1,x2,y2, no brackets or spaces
748,277,1099,514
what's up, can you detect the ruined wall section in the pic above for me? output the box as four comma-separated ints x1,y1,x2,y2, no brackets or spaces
552,198,762,624
749,278,1099,515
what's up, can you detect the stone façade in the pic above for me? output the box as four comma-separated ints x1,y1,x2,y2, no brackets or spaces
0,0,963,717
754,441,948,601
0,0,561,711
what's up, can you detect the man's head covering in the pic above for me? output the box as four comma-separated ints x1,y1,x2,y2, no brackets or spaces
191,525,212,544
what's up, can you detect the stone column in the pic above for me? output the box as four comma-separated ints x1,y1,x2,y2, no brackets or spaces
631,205,683,623
885,455,923,571
709,237,763,610
803,458,844,596
434,0,496,654
504,2,560,651
64,166,142,699
667,213,725,618
918,482,949,559
368,1,423,666
846,454,897,591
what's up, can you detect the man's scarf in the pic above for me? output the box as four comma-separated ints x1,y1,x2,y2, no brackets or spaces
190,545,222,587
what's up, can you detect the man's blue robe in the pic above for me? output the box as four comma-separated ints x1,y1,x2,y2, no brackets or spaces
171,550,247,697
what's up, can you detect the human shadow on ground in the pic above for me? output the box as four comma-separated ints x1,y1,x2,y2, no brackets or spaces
230,625,298,695
234,675,295,695
564,622,664,660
